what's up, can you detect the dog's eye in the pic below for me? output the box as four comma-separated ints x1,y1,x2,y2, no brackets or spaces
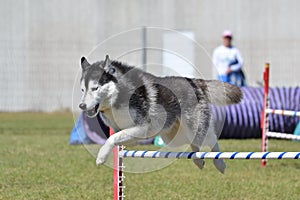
81,89,84,92
91,87,99,91
108,68,116,75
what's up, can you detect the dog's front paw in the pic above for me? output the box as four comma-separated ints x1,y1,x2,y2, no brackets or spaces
96,157,106,166
96,147,109,166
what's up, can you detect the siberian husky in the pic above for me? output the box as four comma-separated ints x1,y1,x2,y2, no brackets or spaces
79,55,243,173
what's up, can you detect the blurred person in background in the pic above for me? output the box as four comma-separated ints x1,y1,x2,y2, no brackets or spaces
212,30,246,86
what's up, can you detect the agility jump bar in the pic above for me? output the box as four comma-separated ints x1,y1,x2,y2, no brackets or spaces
266,132,300,140
121,150,300,159
265,109,300,117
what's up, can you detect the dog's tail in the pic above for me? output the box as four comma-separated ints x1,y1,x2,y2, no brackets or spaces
205,80,243,106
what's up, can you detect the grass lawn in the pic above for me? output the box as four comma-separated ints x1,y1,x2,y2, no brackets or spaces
0,112,300,199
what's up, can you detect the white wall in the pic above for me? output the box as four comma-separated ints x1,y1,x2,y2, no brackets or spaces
0,0,299,111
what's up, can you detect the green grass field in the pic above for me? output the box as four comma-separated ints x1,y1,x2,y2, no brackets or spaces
0,112,300,200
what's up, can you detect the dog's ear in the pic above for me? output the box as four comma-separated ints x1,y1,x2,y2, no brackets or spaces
81,57,90,70
103,55,116,75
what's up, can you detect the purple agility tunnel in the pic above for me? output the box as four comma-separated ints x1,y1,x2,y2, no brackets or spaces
211,87,300,139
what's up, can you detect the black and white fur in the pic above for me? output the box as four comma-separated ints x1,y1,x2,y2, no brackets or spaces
79,55,243,173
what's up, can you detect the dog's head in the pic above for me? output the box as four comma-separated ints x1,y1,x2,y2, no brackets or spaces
79,55,118,118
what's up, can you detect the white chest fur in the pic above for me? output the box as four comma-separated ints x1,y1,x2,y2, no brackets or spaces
100,107,135,131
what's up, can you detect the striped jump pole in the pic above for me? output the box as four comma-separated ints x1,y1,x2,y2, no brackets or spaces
261,63,270,167
265,109,300,117
261,63,300,167
121,150,300,159
110,128,125,200
113,149,300,199
267,132,300,140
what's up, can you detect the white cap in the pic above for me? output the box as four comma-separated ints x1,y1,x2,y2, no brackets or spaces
223,30,233,38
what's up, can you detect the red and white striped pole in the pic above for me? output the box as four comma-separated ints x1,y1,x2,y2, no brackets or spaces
110,128,125,200
261,63,270,167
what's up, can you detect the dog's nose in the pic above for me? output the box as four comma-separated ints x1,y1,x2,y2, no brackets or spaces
79,103,87,110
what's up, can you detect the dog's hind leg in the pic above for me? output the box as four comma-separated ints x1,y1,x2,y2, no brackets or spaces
211,142,226,174
190,144,205,170
204,126,226,174
96,126,148,166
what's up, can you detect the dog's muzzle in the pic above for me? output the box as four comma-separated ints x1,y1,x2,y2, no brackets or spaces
79,103,100,118
79,103,87,110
